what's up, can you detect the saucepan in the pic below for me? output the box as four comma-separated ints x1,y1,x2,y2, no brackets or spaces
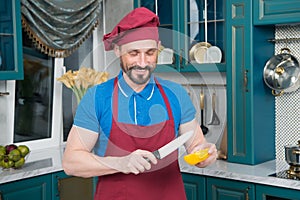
263,48,300,96
285,140,300,167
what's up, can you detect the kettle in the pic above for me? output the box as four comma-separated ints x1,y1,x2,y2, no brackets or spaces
263,48,300,96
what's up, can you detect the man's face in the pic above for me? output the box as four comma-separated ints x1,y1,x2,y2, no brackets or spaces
117,40,159,85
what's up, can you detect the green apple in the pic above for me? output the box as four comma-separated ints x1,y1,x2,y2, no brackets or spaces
14,157,25,169
0,150,5,161
1,159,14,169
8,149,21,162
0,145,6,153
17,145,30,157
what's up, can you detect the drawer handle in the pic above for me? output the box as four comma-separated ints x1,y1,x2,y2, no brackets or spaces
0,92,9,96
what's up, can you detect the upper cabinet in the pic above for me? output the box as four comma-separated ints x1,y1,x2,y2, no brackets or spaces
226,0,276,164
254,0,300,25
0,0,24,80
134,0,226,72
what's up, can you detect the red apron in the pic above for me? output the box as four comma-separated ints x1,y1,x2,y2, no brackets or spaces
94,77,187,200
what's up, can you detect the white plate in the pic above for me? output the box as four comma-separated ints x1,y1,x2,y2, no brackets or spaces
190,42,211,62
158,48,174,64
204,46,222,63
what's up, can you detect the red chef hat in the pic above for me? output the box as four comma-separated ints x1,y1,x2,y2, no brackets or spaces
103,7,160,51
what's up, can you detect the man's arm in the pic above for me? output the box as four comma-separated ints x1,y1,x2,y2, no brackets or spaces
62,126,157,178
180,119,217,167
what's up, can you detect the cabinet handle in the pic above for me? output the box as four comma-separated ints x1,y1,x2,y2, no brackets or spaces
245,186,250,200
244,70,249,92
179,49,183,65
56,176,61,197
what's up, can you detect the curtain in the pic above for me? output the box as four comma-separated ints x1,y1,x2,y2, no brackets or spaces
21,0,101,58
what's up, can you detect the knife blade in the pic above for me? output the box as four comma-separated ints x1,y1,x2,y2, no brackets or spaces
151,130,194,160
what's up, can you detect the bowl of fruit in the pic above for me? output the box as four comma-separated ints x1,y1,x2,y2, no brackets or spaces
0,144,30,170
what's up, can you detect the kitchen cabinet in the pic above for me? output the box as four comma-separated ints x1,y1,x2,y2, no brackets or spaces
0,171,95,200
207,177,255,200
134,0,226,72
256,184,300,200
182,173,300,200
0,0,24,80
226,0,276,164
182,174,256,200
0,174,52,200
253,0,300,25
52,171,95,200
182,173,206,200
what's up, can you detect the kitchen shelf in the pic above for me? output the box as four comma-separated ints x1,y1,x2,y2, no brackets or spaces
268,37,300,43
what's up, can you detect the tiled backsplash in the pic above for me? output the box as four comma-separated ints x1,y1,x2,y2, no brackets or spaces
274,25,300,160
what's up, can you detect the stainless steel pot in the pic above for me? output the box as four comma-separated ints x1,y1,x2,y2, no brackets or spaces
285,140,300,166
263,48,300,96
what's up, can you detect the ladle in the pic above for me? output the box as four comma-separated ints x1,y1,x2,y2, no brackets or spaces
200,90,209,135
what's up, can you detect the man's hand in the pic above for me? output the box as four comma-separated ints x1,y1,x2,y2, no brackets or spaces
192,143,217,168
116,150,158,175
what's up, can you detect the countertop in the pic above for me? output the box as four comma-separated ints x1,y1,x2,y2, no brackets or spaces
1,145,300,191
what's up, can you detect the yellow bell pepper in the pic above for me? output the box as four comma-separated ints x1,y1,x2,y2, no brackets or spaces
184,148,210,165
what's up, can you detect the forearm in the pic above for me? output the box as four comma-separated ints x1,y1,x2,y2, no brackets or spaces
62,150,121,178
179,119,206,154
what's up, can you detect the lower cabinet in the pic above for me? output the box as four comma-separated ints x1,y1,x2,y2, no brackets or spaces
207,177,255,200
0,171,95,200
182,173,300,200
0,174,52,200
182,173,206,200
52,171,95,200
256,185,300,200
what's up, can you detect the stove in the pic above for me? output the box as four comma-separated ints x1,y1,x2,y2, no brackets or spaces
269,166,300,181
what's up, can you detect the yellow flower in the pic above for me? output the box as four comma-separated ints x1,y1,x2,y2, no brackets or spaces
57,67,109,104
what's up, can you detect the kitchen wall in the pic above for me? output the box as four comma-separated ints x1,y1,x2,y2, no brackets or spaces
274,25,300,161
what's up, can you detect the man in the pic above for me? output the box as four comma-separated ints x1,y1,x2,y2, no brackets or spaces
62,7,217,200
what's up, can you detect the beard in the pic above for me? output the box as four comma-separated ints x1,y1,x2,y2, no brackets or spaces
121,61,154,85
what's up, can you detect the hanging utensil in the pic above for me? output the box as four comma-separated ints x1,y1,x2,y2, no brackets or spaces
200,89,209,135
208,92,220,125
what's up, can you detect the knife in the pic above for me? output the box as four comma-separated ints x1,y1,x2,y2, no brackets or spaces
149,130,194,160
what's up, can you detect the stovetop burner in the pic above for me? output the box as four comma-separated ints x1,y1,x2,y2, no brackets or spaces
269,166,300,181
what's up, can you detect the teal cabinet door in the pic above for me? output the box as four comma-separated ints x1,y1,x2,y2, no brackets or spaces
256,184,300,200
0,0,24,80
207,177,255,200
134,0,226,72
52,171,95,200
226,0,276,164
254,0,300,25
0,174,52,200
182,173,206,200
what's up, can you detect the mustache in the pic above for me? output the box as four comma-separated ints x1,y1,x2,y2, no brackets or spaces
128,65,152,71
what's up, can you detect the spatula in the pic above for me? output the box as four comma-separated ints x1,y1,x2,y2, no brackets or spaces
208,92,220,125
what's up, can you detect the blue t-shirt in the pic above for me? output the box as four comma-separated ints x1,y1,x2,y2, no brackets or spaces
74,72,196,156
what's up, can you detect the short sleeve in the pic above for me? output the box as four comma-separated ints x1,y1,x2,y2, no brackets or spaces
73,87,100,133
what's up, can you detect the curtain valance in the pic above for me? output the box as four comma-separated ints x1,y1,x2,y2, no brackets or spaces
21,0,101,57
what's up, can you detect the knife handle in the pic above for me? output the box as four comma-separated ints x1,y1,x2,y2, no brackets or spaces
152,150,160,159
144,150,160,163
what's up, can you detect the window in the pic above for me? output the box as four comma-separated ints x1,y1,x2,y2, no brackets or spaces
14,46,54,142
